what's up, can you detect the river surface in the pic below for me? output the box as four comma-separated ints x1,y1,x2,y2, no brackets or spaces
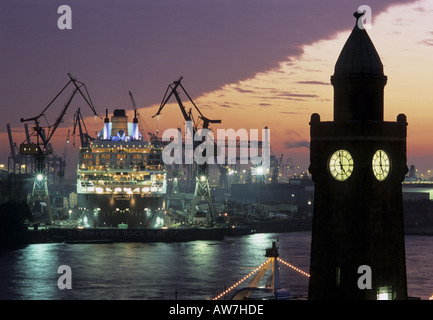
0,231,432,300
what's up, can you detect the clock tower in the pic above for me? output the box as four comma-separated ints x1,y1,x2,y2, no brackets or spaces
308,12,408,300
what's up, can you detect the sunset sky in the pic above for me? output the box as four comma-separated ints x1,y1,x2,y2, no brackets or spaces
1,0,432,177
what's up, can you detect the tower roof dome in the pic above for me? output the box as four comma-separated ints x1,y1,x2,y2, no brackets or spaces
334,11,384,75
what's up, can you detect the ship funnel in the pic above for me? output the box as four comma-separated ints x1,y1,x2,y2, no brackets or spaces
111,109,128,138
102,109,110,140
132,109,139,140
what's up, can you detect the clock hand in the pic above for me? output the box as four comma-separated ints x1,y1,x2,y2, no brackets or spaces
338,152,344,172
379,152,384,173
339,157,346,173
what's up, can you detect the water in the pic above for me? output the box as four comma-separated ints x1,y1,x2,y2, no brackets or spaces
0,232,432,300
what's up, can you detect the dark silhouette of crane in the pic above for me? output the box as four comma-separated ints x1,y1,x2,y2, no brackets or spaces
72,108,95,148
153,77,221,133
20,73,98,168
153,77,221,224
57,129,70,178
19,73,99,223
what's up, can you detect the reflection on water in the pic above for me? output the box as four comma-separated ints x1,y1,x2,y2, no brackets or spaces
0,232,432,300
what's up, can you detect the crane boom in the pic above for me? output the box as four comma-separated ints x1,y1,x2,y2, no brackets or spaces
129,90,138,111
153,77,192,124
152,77,221,132
47,87,78,147
20,74,98,156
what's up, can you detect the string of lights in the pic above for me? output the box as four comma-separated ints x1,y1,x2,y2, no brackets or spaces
213,254,430,300
212,258,271,300
277,257,310,277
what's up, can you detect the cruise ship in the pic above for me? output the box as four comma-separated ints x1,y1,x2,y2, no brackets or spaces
76,109,166,228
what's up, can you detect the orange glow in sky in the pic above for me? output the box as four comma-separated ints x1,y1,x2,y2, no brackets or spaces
2,1,433,178
139,0,433,175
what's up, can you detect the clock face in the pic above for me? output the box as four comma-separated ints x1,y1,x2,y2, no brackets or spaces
372,150,390,181
329,149,354,181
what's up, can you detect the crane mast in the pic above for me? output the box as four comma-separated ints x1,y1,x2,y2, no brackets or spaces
72,108,95,148
154,77,221,224
19,73,98,224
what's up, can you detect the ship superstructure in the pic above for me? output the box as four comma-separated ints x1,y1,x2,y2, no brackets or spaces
77,109,166,228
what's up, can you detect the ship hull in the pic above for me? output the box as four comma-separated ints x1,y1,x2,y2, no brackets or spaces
77,193,164,228
48,227,224,242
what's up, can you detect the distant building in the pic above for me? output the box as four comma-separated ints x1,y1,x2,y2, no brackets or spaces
69,192,77,208
230,178,314,215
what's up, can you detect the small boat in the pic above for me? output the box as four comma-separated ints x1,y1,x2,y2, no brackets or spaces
212,240,305,300
230,241,290,300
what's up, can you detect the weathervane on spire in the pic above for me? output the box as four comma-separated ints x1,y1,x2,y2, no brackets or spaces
355,5,372,30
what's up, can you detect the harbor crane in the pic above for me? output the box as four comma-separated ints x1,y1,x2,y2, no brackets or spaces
20,73,98,166
19,73,98,223
270,151,283,184
6,122,29,174
153,77,221,224
58,129,70,177
153,77,221,133
72,108,95,148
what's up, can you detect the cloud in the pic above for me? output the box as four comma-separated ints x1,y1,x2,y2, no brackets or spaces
413,5,433,13
233,87,255,94
1,0,416,125
296,81,330,86
286,140,310,149
262,92,319,101
278,93,319,98
261,96,306,101
417,39,433,46
284,129,310,149
280,111,310,115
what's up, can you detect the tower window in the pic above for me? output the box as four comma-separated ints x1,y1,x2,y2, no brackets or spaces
377,286,393,300
336,267,341,287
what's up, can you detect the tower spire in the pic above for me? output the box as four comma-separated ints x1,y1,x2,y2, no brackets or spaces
331,11,387,122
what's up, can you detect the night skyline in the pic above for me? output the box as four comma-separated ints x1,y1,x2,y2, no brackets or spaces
1,0,432,177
